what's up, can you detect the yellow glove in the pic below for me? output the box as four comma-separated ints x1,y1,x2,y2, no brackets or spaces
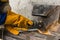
5,10,33,35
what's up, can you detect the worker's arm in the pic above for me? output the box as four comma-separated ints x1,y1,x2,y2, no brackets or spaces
0,13,7,25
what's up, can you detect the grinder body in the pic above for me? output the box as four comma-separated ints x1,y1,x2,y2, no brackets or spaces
32,5,60,32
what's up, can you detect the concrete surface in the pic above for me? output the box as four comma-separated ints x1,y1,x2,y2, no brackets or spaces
3,23,60,40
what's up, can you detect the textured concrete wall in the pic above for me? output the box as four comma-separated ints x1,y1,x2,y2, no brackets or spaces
9,0,34,20
9,0,60,20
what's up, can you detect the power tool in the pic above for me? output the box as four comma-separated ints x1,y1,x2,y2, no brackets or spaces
31,5,59,33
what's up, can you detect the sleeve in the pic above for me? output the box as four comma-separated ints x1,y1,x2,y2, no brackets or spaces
0,13,7,25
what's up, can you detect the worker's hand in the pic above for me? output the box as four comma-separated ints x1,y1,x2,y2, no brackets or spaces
5,10,33,28
5,11,33,35
13,15,33,29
